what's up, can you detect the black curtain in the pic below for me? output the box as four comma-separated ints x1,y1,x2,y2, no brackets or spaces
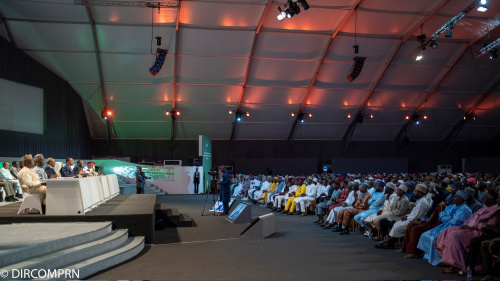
0,36,91,159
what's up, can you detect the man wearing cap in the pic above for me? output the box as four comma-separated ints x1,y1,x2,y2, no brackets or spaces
272,179,296,211
336,182,372,235
437,191,498,274
465,187,483,213
354,180,387,237
293,178,317,216
376,183,430,249
282,179,306,214
417,190,472,266
18,154,47,206
83,161,98,176
364,183,400,239
314,181,341,225
321,182,358,229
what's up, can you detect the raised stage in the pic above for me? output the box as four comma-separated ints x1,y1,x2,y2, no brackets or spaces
0,194,156,244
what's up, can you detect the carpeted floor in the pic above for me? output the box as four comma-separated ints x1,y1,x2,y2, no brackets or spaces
90,194,466,280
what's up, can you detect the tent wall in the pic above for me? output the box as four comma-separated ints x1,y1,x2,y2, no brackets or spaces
90,139,500,173
0,36,91,159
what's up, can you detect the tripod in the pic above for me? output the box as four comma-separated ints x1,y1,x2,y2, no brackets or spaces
201,177,220,216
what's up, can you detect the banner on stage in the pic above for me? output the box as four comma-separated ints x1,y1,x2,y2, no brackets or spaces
209,199,235,213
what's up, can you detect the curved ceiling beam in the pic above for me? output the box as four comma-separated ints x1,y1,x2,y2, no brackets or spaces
85,6,112,140
230,0,272,140
287,0,364,140
341,0,451,148
393,25,500,142
442,71,500,142
0,8,16,47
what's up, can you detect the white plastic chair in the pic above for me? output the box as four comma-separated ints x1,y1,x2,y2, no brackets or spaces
17,193,43,214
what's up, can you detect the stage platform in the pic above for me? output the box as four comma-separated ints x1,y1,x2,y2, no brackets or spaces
0,194,156,244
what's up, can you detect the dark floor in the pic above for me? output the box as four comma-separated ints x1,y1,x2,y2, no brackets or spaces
91,194,467,280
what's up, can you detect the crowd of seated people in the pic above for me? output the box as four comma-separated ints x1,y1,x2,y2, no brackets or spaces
0,155,100,205
230,171,500,280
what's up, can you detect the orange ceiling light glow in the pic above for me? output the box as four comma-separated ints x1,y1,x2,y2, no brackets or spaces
405,115,410,120
347,114,351,118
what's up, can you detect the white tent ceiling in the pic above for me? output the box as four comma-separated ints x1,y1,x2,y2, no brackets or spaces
1,0,499,141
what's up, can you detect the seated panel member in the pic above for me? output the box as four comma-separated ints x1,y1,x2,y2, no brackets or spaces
83,161,98,176
18,154,47,206
33,154,48,180
72,160,88,177
44,158,57,178
61,158,75,177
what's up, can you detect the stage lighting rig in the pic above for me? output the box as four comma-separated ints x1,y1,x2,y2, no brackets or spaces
276,0,309,21
408,0,480,58
292,111,312,123
230,110,250,122
101,108,113,120
74,0,179,8
477,0,488,12
474,38,500,58
166,109,181,120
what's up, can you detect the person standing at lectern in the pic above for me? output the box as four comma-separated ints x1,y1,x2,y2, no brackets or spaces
136,166,146,194
193,167,200,194
219,167,231,215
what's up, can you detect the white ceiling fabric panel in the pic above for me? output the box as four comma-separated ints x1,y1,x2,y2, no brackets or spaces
341,11,423,35
242,87,305,105
437,68,500,94
0,0,88,22
263,5,347,32
235,123,290,139
306,89,366,108
177,56,246,85
368,91,425,109
112,122,172,139
173,103,236,122
246,59,317,87
70,82,101,101
360,0,437,13
314,62,385,90
326,36,399,63
254,32,329,60
239,104,297,123
178,28,254,56
92,6,176,24
97,25,175,53
176,85,241,104
350,125,401,140
423,93,481,110
100,53,174,83
176,122,232,140
180,2,264,27
407,125,449,141
106,83,173,102
294,124,349,140
377,65,446,92
9,22,93,51
301,106,356,124
26,51,99,82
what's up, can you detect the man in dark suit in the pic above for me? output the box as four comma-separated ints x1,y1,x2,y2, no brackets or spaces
61,158,75,177
193,167,200,194
45,158,57,178
72,160,88,177
219,167,231,215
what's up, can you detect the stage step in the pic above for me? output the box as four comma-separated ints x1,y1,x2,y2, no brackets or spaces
0,223,144,280
0,222,112,268
2,230,129,273
155,207,194,228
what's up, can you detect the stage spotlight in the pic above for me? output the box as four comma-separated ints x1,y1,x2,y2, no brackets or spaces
277,7,286,20
246,112,250,117
405,115,410,120
176,111,180,116
308,113,312,117
291,112,295,117
445,30,454,38
429,41,439,49
166,111,170,116
417,34,427,43
370,114,373,118
347,114,351,118
149,48,168,76
413,114,420,125
236,111,242,122
298,0,309,10
477,0,487,12
347,56,366,82
287,1,300,18
416,53,423,61
297,111,305,123
490,48,498,59
229,110,233,114
423,115,428,120
101,109,113,120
